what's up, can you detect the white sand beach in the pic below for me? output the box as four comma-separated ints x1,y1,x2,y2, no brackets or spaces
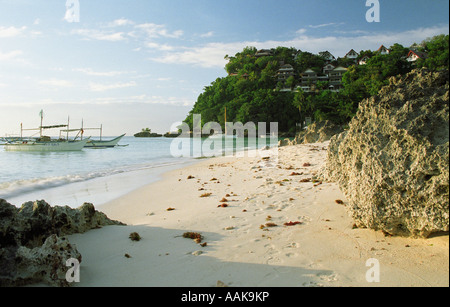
68,142,449,287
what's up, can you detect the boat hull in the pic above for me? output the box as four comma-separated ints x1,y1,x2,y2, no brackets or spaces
4,139,89,152
84,134,125,148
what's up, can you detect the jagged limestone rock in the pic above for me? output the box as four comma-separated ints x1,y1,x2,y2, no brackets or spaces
13,235,82,287
325,68,449,237
280,120,344,147
0,199,125,286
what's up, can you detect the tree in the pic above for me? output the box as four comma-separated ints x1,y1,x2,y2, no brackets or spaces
416,34,449,70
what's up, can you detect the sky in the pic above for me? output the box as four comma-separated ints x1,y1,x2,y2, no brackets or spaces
0,0,448,136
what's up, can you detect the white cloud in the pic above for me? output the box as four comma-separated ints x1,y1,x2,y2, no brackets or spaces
72,21,183,43
152,42,242,68
200,31,214,38
0,50,24,61
308,22,345,29
151,25,449,68
135,23,183,39
146,42,175,51
89,81,137,92
109,18,135,27
39,79,74,88
296,28,307,35
0,26,27,38
131,94,193,106
72,29,127,41
0,94,193,107
73,68,131,77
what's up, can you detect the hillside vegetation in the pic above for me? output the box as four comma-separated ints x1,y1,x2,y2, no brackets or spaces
183,34,448,135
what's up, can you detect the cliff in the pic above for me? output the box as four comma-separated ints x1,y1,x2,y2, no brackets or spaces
324,68,449,237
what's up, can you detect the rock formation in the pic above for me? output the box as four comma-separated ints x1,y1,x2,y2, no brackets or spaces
0,199,124,286
325,68,449,237
279,120,344,146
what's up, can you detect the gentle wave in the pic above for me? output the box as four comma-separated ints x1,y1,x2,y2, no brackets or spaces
0,159,190,200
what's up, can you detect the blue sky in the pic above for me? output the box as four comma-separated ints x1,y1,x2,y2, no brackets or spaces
0,0,448,136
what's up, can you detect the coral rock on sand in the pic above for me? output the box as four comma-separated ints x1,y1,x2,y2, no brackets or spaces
325,68,449,238
0,199,124,286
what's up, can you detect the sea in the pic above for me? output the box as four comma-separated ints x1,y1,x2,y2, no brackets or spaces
0,136,278,208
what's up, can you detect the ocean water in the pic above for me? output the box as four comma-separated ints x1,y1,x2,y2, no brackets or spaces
0,136,276,208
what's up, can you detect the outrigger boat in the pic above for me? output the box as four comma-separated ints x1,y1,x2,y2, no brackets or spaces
85,134,126,148
75,122,126,148
3,111,89,152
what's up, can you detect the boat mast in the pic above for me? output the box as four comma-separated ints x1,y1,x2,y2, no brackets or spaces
39,110,43,138
67,116,70,141
225,107,227,136
100,124,103,141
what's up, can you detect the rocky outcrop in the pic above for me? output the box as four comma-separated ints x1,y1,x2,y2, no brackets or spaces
0,199,124,286
325,68,449,238
279,120,344,146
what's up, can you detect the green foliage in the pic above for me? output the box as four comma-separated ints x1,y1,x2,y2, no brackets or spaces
186,46,301,133
185,36,447,133
414,34,449,70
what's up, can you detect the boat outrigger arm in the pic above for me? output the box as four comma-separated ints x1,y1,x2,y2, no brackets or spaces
59,128,84,140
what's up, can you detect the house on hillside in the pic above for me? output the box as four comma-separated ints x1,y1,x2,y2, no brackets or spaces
328,66,348,92
377,45,390,55
358,55,371,65
277,64,295,82
318,51,336,62
322,63,335,74
345,49,359,60
299,65,347,93
406,50,428,62
299,68,319,92
255,49,273,57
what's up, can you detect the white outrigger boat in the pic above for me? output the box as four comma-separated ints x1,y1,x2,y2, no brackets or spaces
4,137,89,152
75,122,126,148
84,134,126,148
3,111,88,152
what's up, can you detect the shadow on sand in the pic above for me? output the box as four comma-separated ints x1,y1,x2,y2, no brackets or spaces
67,224,334,287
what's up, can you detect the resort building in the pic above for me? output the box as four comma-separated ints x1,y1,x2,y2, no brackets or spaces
318,51,336,62
322,63,335,74
406,50,428,62
277,63,295,82
377,45,390,55
358,55,371,65
327,66,348,92
345,49,359,60
299,66,347,93
255,49,274,57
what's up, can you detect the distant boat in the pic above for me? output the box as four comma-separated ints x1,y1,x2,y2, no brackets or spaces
84,134,126,148
4,138,89,152
75,122,126,148
3,110,88,152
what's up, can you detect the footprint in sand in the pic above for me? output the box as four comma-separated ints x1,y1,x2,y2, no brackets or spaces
284,252,298,258
318,273,339,283
283,242,300,249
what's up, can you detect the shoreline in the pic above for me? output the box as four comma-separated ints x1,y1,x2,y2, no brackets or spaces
4,158,196,209
66,141,448,287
